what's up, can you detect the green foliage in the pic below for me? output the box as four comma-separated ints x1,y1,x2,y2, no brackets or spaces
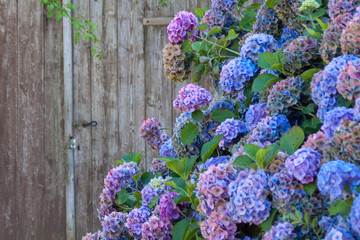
328,198,354,217
141,172,154,186
158,0,173,7
252,73,282,92
211,109,236,122
280,126,305,155
304,182,318,196
258,51,287,75
181,124,199,146
116,152,142,165
260,208,278,231
201,134,223,161
191,110,204,121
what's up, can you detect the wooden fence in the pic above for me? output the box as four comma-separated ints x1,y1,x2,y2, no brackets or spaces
0,0,262,239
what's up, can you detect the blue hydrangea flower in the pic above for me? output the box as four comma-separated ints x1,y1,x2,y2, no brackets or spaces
350,195,360,236
319,215,354,240
263,222,296,240
324,228,355,240
126,206,151,238
253,4,281,38
159,139,177,158
203,156,231,169
102,212,127,240
211,0,238,11
285,147,321,184
268,171,295,206
317,160,360,200
278,27,300,48
215,118,247,149
219,57,258,94
321,107,355,138
141,176,171,206
355,98,360,122
240,33,278,63
245,103,267,132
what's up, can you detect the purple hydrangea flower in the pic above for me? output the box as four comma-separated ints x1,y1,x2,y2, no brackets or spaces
150,158,168,176
248,114,291,144
355,98,360,122
167,11,199,44
253,4,281,38
279,27,300,48
82,230,105,240
212,0,238,11
200,216,237,240
337,58,360,101
102,212,127,240
240,34,278,63
98,189,116,223
173,84,212,112
228,169,271,224
219,57,258,94
263,222,296,240
311,55,358,120
285,147,321,184
321,107,355,138
215,118,247,149
245,103,267,132
268,171,295,206
126,206,151,238
155,192,189,220
141,176,170,206
141,215,173,240
350,195,360,236
159,139,177,158
328,0,360,19
317,160,360,200
140,117,169,150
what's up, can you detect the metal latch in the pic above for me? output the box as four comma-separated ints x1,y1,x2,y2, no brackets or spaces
73,120,98,128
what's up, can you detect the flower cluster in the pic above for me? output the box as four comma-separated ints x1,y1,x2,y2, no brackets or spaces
299,0,320,12
150,158,167,176
162,42,191,82
200,216,237,240
283,36,320,74
240,34,278,63
340,13,360,55
173,84,212,112
200,9,226,30
155,192,187,221
82,231,105,240
102,211,127,240
355,98,360,122
328,0,360,19
215,118,247,149
159,139,177,158
266,151,288,175
248,114,291,144
337,58,360,101
228,169,271,224
263,222,296,240
126,206,151,238
211,0,238,12
253,4,281,38
167,11,198,44
273,0,301,22
141,176,170,206
302,130,329,156
265,77,304,116
321,107,355,138
203,156,231,169
268,171,295,207
245,103,267,132
219,57,258,94
141,215,173,240
317,160,360,200
285,147,321,184
319,215,355,240
278,27,300,48
350,195,360,236
140,118,169,150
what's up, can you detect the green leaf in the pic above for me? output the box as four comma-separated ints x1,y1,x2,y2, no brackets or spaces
141,172,154,186
183,222,200,240
243,144,260,160
192,63,206,82
304,213,311,225
192,41,203,52
201,134,224,161
207,26,222,36
225,29,239,41
264,143,281,169
181,124,199,146
328,198,354,217
185,155,198,179
149,195,161,208
260,208,278,231
211,109,235,122
252,73,281,92
299,68,322,80
199,56,210,63
304,182,318,196
265,0,280,8
233,155,255,168
280,126,305,155
257,51,285,72
302,103,315,114
116,188,129,205
315,17,329,31
133,192,142,201
194,23,208,30
173,219,191,240
74,32,80,44
195,8,205,18
174,194,190,204
182,39,192,53
132,173,140,182
121,151,142,164
303,24,322,40
255,149,271,169
192,110,204,121
166,159,185,178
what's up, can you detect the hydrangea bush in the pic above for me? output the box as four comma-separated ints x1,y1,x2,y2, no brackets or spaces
83,0,360,239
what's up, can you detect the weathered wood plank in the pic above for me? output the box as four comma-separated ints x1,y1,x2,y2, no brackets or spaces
0,0,18,238
16,0,45,239
73,0,93,238
143,17,172,25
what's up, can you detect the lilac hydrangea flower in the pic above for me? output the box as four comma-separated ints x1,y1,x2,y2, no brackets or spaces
155,192,189,221
263,222,296,240
240,33,278,63
337,58,360,101
215,118,247,149
82,230,105,240
285,147,321,184
141,176,171,206
219,57,258,94
141,215,173,240
350,195,360,236
200,216,237,240
126,206,151,238
173,84,212,112
328,0,360,19
248,114,291,144
102,212,127,240
159,139,177,158
140,117,169,150
317,160,360,200
279,27,300,48
253,4,281,38
311,55,358,120
150,158,168,176
321,107,355,138
98,189,116,223
302,131,329,156
167,11,199,44
245,103,267,132
228,169,271,224
211,0,238,11
268,171,295,206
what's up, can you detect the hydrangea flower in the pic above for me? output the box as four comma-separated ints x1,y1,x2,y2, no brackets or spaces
321,107,355,138
266,151,288,175
317,160,360,200
283,37,320,74
126,206,151,238
98,189,117,223
263,222,296,240
228,169,271,224
248,114,291,144
209,97,237,113
274,0,301,22
299,0,320,12
240,34,278,63
200,216,237,240
202,156,231,169
278,27,300,48
150,158,167,176
350,195,360,236
285,147,321,184
268,171,295,206
155,192,189,220
340,13,360,55
141,215,173,240
266,77,304,116
311,55,358,120
253,4,282,38
102,212,127,240
211,0,238,11
162,42,191,82
173,84,212,112
219,57,258,94
319,215,355,240
141,176,171,206
167,11,199,44
355,98,360,122
328,0,360,19
82,231,105,240
140,117,169,150
337,58,360,101
215,118,247,149
159,139,177,158
245,103,267,132
302,131,329,156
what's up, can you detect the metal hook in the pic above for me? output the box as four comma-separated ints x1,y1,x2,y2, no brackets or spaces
82,121,98,127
